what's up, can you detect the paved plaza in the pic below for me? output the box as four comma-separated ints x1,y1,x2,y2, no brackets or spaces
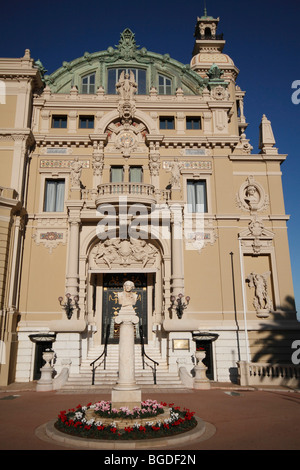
0,382,299,451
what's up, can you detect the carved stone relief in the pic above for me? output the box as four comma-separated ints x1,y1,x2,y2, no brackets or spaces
246,271,273,318
91,238,159,269
32,217,68,253
237,176,269,213
239,215,274,254
167,158,183,190
210,85,230,100
184,218,218,253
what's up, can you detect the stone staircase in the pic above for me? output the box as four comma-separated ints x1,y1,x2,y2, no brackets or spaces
59,343,186,392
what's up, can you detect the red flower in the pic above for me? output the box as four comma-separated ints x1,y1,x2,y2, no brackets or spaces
151,426,160,431
139,425,146,432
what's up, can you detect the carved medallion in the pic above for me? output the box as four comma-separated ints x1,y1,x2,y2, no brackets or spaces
237,176,269,213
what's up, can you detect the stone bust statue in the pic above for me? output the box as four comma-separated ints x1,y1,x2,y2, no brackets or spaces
117,281,137,309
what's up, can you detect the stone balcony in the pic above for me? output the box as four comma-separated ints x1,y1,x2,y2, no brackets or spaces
95,182,157,208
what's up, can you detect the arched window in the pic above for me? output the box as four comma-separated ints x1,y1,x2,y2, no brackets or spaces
81,73,96,94
205,27,212,38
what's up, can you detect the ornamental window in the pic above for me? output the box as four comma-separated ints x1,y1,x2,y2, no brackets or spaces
107,68,146,95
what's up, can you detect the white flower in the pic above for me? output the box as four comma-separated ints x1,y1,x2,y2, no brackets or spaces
86,418,95,425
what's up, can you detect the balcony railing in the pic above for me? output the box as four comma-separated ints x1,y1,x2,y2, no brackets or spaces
237,361,300,388
95,182,157,206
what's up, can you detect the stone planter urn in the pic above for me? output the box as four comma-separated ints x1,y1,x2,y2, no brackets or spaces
194,349,211,390
36,349,55,392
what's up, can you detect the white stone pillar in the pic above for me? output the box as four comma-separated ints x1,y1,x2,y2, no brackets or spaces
66,214,81,297
170,205,184,298
111,307,141,409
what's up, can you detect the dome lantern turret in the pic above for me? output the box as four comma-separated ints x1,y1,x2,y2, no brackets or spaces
191,12,239,82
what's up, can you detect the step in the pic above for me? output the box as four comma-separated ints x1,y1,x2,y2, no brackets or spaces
59,343,186,391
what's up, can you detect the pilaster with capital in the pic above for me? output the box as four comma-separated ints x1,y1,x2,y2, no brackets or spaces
65,207,82,301
148,140,161,189
170,204,185,301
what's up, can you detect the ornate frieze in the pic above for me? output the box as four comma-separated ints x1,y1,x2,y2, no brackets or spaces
163,161,212,171
239,215,274,254
184,218,218,253
40,159,89,168
32,217,68,253
91,238,159,270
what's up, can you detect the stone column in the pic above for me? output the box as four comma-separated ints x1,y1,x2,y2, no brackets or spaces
170,205,184,299
66,212,81,297
111,281,142,410
111,308,141,409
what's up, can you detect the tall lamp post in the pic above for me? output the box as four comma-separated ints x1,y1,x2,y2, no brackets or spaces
58,293,79,320
171,293,190,319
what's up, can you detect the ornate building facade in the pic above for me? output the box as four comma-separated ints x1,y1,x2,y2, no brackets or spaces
0,14,298,388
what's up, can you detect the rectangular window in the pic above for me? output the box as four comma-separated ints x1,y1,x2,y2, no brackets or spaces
79,115,94,129
110,166,124,183
159,116,175,130
44,179,65,212
186,117,201,130
129,166,143,183
158,74,172,95
81,73,95,94
187,180,207,213
51,115,67,129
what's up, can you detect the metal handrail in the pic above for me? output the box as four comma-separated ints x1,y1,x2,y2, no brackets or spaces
139,325,159,385
90,323,110,386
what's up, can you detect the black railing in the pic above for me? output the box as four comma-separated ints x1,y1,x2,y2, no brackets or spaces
139,325,159,385
90,323,110,386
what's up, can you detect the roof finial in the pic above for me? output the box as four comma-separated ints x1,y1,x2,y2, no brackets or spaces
204,0,207,17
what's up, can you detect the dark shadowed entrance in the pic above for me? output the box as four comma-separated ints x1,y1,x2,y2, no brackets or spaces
102,273,147,344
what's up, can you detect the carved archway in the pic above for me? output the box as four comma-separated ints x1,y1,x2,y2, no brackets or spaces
84,232,168,346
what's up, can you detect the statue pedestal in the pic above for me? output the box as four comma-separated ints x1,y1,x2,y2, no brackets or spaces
111,306,142,409
193,350,211,390
36,350,54,392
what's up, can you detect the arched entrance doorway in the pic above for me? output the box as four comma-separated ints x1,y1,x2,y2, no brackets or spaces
87,237,164,347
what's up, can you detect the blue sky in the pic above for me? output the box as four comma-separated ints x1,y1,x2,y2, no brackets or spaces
1,0,299,316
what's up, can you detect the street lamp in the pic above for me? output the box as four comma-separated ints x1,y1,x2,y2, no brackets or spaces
171,293,190,319
58,293,79,320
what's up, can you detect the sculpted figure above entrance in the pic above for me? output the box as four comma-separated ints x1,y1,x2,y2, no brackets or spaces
92,238,159,269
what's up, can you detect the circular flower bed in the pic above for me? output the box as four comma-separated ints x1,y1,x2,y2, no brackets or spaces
55,400,197,440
